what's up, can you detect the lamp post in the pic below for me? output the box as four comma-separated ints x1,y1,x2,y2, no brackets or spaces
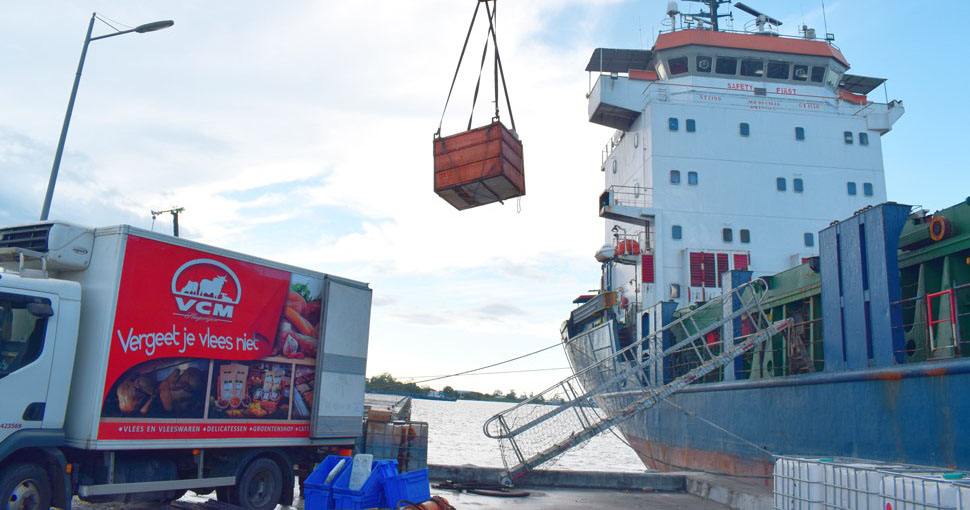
39,13,174,221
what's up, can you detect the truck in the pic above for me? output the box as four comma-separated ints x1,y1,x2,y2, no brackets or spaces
0,221,373,510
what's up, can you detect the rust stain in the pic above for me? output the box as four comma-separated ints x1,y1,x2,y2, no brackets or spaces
925,367,948,377
869,372,903,381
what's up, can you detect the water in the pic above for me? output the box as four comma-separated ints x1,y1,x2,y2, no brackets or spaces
411,398,647,472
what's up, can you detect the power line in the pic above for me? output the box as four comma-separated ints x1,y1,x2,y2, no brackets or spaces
400,366,570,380
408,341,564,385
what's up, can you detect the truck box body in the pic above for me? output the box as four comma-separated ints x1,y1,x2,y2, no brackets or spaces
48,225,371,450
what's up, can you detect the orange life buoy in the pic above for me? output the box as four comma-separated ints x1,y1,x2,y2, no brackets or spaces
929,215,953,242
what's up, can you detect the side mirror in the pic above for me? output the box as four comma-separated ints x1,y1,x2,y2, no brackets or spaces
26,302,54,318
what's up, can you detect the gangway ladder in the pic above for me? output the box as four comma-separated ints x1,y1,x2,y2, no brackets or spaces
483,278,790,483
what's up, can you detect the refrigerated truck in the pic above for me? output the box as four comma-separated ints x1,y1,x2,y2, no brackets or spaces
0,221,372,510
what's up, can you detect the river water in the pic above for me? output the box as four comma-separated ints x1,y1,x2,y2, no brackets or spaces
411,398,646,472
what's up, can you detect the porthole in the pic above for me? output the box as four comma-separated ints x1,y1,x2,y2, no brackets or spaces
633,132,639,148
612,159,617,174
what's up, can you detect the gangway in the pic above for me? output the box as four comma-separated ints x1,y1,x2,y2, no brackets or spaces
483,278,790,483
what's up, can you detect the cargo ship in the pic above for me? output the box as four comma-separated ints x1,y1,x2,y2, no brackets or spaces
559,1,968,480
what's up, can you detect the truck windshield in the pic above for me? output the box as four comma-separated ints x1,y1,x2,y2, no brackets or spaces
0,293,50,378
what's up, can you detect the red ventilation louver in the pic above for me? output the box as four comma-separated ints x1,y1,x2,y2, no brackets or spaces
734,253,750,271
689,252,705,287
642,254,655,283
702,253,717,288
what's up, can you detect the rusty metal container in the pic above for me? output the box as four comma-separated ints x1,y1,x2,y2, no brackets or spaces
433,121,525,210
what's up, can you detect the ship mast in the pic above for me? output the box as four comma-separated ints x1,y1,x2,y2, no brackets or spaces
681,0,732,31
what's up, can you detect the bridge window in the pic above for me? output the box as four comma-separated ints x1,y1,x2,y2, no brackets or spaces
740,229,750,243
793,64,809,81
767,60,791,80
847,182,857,196
864,182,874,196
686,119,696,132
777,177,787,191
670,170,681,184
859,132,869,146
795,127,805,140
740,123,750,136
669,118,679,131
804,233,815,247
668,57,689,75
672,225,683,240
722,228,733,243
715,56,738,75
794,178,804,193
696,55,712,73
688,171,698,185
740,58,764,77
811,66,827,83
844,131,854,144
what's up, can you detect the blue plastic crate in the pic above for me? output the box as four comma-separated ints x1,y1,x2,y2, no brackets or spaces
304,455,351,510
382,469,431,509
331,459,398,510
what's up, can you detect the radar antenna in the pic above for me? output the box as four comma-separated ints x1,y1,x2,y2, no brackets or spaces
734,2,783,32
680,0,732,31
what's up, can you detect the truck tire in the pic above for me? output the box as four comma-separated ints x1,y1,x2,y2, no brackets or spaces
230,458,282,510
0,463,52,510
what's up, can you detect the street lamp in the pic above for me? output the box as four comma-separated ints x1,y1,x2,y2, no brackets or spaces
39,13,174,221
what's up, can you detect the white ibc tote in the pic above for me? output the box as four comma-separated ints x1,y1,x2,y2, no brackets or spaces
882,472,970,510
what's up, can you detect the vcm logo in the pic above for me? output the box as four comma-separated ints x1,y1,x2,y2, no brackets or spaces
171,259,242,321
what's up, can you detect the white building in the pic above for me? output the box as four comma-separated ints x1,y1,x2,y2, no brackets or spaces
589,26,904,309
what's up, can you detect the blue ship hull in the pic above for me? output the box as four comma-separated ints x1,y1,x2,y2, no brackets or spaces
608,357,970,480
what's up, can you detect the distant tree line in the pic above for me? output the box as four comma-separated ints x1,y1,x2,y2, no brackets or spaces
365,373,543,403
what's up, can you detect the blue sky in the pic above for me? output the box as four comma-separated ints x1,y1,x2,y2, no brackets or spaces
1,0,967,395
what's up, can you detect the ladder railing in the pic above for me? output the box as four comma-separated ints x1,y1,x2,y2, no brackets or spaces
483,278,779,482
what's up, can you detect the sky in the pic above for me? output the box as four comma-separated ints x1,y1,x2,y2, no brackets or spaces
1,1,967,396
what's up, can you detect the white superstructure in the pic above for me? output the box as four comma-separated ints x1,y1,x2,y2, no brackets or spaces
588,18,904,310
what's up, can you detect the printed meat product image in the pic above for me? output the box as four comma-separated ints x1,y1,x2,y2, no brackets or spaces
274,277,324,360
104,359,209,418
208,360,292,420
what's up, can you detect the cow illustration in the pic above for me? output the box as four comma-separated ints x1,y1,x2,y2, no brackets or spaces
200,275,228,299
180,281,200,294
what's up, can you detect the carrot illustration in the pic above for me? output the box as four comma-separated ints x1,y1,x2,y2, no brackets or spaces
285,306,317,337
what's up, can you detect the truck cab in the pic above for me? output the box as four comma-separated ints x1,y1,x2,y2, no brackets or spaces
0,253,82,510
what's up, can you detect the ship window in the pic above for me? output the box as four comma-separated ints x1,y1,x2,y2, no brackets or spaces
668,57,689,75
722,228,733,242
859,132,869,146
811,66,827,83
793,64,809,81
696,55,712,73
844,131,854,144
777,177,787,191
864,182,874,196
669,117,679,131
670,170,681,184
795,127,805,140
847,182,857,195
804,233,815,247
672,225,683,240
794,178,804,192
740,58,764,77
740,229,750,243
766,60,791,80
686,119,696,132
688,171,698,185
740,123,750,136
715,56,738,75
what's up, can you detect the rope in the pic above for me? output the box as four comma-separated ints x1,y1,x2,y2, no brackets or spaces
409,341,564,385
436,1,482,137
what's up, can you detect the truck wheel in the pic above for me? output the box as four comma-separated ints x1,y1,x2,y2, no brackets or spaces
0,463,52,510
232,458,282,510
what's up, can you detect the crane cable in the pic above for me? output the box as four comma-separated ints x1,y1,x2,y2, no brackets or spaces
408,341,565,385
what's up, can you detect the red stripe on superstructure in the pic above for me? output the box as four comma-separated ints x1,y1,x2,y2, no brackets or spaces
629,69,658,81
839,88,868,104
654,29,850,67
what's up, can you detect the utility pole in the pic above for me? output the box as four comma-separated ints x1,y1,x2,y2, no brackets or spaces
151,207,185,237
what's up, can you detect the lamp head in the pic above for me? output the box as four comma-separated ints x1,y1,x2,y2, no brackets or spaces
135,20,174,33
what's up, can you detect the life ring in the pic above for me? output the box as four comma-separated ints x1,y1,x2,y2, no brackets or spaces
929,215,953,242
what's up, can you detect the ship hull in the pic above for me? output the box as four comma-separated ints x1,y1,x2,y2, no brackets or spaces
601,358,970,482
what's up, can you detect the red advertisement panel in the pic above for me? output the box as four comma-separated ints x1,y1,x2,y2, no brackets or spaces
99,236,324,440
